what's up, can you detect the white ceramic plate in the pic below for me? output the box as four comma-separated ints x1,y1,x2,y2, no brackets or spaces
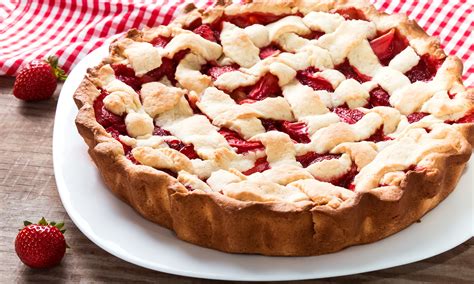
53,42,474,281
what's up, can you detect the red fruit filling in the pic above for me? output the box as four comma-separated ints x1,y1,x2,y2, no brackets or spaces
247,73,282,100
242,157,270,175
335,60,371,83
111,64,142,91
259,45,281,59
153,125,199,159
296,67,334,92
93,90,127,134
302,30,325,40
166,139,200,159
405,55,441,83
295,152,358,188
222,13,293,28
143,50,188,85
407,112,429,123
185,18,203,31
281,121,311,143
261,119,311,143
153,125,171,136
107,127,139,164
203,64,239,80
296,152,341,168
219,128,264,153
369,86,391,107
334,7,368,21
365,127,392,143
150,35,171,48
330,164,358,189
193,24,218,42
370,29,408,65
455,110,474,123
333,107,365,124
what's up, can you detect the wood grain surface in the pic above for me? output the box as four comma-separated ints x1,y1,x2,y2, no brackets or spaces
0,75,473,283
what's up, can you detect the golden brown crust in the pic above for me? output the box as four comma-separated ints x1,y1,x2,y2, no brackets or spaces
73,0,474,256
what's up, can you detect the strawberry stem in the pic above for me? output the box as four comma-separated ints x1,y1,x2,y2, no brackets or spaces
46,56,68,81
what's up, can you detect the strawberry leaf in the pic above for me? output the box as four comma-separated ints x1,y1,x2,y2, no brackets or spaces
23,221,32,227
46,55,68,81
55,222,65,230
38,217,48,226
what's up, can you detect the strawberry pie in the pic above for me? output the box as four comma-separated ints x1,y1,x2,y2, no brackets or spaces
74,0,474,255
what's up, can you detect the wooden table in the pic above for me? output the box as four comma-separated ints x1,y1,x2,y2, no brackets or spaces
1,75,472,283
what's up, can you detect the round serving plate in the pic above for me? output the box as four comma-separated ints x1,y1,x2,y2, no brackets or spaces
53,41,474,281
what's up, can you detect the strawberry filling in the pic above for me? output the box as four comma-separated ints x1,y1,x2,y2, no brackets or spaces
259,45,281,59
222,13,294,28
107,127,139,164
296,67,334,92
247,73,282,100
261,119,311,143
242,157,270,175
334,7,368,21
331,164,358,189
166,139,200,159
111,64,142,91
405,55,441,83
447,110,474,124
302,30,325,40
335,60,371,83
333,107,365,124
185,17,203,30
296,152,341,168
296,152,358,189
448,91,457,99
142,50,188,85
407,112,429,123
456,110,474,123
365,127,393,143
369,86,391,107
193,24,218,42
202,64,239,80
219,128,264,153
153,125,199,159
370,29,408,65
153,125,171,136
93,90,127,134
150,35,171,48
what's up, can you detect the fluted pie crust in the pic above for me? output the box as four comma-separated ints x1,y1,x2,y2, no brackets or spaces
74,0,474,256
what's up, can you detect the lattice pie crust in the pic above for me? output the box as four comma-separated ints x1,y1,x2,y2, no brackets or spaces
74,0,473,255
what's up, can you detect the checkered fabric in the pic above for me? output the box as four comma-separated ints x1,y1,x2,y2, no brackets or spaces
0,0,472,85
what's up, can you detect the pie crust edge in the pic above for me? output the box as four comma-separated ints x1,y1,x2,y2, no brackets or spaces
72,0,474,256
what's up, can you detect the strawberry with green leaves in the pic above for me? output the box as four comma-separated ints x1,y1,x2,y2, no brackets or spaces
13,56,67,101
15,217,67,269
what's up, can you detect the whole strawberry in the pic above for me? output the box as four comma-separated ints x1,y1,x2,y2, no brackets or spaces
13,56,67,101
15,217,67,269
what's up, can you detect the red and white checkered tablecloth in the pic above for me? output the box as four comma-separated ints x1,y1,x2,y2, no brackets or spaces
0,0,472,86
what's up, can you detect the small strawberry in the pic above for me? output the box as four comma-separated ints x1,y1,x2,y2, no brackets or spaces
15,217,67,269
13,56,67,101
